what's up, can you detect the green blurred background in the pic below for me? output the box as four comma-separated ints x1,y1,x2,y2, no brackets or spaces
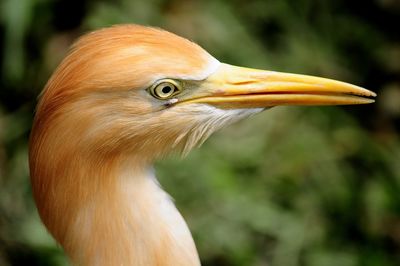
0,0,399,265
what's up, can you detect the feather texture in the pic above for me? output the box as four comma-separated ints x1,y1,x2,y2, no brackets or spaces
29,25,250,265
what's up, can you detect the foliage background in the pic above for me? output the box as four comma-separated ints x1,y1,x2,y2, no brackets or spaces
0,0,399,265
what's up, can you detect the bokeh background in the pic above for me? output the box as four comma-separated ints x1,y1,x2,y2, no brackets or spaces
0,0,399,265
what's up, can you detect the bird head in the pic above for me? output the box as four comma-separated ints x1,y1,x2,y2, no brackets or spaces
32,24,376,169
29,25,376,258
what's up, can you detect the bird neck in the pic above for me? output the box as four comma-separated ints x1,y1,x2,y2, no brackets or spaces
44,157,200,266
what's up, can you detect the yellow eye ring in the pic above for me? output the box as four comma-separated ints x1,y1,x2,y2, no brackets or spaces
149,79,182,100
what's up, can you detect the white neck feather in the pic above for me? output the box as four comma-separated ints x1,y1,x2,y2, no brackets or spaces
67,167,200,266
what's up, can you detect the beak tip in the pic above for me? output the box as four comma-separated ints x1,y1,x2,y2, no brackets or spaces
361,98,375,104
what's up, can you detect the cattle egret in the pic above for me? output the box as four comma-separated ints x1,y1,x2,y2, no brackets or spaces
29,25,375,266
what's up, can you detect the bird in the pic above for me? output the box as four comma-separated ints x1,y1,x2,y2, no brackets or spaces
29,24,376,266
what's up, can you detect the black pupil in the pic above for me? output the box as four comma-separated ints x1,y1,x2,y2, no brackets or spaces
162,85,172,94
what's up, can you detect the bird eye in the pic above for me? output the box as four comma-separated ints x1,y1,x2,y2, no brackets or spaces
149,79,182,99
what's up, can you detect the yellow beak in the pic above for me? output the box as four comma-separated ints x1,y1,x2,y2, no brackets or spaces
185,63,376,108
